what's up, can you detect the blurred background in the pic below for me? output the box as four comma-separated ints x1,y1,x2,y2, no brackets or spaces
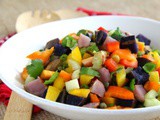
0,0,160,38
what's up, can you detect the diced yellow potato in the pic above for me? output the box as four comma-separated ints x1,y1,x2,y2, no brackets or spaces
45,86,60,101
102,97,116,105
149,71,159,83
65,79,80,92
116,68,127,87
40,70,55,79
53,77,65,91
68,89,90,98
80,74,94,85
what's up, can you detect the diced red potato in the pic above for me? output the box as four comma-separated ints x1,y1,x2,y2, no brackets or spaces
83,102,100,108
24,77,46,96
78,34,91,48
133,85,147,102
98,67,111,83
82,57,93,67
101,36,116,50
90,79,105,97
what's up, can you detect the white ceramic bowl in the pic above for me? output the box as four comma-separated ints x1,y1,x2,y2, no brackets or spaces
0,16,160,120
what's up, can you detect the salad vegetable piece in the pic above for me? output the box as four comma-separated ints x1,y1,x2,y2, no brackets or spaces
21,26,160,109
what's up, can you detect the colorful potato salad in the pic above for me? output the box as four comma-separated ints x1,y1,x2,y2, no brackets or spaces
21,27,160,109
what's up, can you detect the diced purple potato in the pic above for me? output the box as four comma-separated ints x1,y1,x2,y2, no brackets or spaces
120,35,138,53
65,94,87,106
95,30,107,46
54,43,67,56
44,38,60,49
137,58,151,67
90,79,105,97
134,85,146,102
101,36,116,50
117,99,136,107
83,102,100,108
78,34,91,48
24,77,46,96
98,67,111,83
127,67,149,85
45,59,61,71
42,88,48,98
57,89,67,103
136,34,151,45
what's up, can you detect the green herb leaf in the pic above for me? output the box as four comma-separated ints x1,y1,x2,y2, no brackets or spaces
80,67,100,77
143,62,156,73
130,78,135,91
111,27,123,41
26,59,44,78
44,71,59,85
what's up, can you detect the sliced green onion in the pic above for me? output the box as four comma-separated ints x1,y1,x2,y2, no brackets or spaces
130,78,135,91
60,54,67,61
44,71,59,85
142,62,156,73
80,67,100,77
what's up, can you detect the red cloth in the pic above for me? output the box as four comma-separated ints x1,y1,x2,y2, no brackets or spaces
0,8,127,114
76,7,129,16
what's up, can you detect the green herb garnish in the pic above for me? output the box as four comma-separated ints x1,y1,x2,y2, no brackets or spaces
26,59,44,78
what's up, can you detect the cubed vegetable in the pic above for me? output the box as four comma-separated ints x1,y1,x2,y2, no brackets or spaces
65,94,87,106
68,89,90,98
149,71,159,83
53,77,65,91
45,86,60,101
40,70,55,80
80,74,94,85
116,67,126,87
65,79,80,92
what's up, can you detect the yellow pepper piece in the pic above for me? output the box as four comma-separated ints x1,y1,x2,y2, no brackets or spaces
68,89,90,98
53,77,65,91
80,74,94,85
149,71,159,83
45,86,60,101
116,68,127,87
152,51,160,69
71,46,82,65
40,70,55,80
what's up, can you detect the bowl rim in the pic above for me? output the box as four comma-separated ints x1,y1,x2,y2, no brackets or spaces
0,15,160,115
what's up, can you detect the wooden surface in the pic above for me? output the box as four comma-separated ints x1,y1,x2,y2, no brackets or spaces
3,92,33,120
0,0,160,38
0,0,160,120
